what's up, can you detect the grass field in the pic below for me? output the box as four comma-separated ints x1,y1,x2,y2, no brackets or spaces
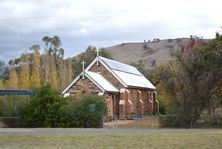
0,129,222,149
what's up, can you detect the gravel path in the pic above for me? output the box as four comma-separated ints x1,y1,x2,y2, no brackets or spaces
0,128,213,135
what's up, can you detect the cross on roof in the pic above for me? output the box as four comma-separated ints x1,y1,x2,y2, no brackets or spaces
96,49,100,57
96,49,100,66
81,60,86,71
81,60,86,79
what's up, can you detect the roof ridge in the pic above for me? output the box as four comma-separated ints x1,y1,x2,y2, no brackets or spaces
98,56,136,68
98,56,142,75
111,68,142,76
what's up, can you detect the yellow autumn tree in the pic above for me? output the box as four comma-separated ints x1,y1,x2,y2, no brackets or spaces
0,79,3,89
30,45,41,88
49,54,58,89
19,54,30,89
65,58,73,86
8,67,19,89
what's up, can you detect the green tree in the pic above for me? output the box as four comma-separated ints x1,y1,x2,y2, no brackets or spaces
72,46,112,77
160,34,222,127
61,94,107,128
20,85,66,127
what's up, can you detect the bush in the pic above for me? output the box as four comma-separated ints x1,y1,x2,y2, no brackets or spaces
1,117,20,128
0,96,28,117
196,115,222,127
159,114,193,128
20,85,107,128
61,94,107,128
20,85,66,127
159,115,178,127
159,103,195,128
158,95,169,114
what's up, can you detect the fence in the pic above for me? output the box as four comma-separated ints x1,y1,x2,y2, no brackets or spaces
1,115,222,128
103,114,222,128
103,115,160,128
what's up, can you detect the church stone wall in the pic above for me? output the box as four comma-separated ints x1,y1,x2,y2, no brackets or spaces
67,76,101,98
125,89,155,115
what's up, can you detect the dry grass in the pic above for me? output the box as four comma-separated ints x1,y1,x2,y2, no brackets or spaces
104,117,159,128
104,39,189,67
0,129,222,149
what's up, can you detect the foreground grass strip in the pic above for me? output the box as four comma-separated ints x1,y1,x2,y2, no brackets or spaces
0,131,222,149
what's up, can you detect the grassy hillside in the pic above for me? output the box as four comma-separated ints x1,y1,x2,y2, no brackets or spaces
103,38,192,68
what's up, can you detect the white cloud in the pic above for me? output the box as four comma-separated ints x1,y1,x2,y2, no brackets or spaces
80,27,88,34
0,0,222,62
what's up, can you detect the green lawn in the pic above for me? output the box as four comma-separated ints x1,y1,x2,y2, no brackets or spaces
0,130,222,149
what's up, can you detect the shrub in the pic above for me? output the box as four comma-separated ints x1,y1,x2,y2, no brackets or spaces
159,103,194,128
0,96,29,128
61,94,107,128
20,85,66,127
0,96,28,117
196,115,222,127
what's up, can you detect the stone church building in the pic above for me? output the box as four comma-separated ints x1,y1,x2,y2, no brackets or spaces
62,56,159,118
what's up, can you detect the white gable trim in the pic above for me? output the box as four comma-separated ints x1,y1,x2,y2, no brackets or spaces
85,56,127,88
85,57,99,71
62,75,80,95
62,73,105,96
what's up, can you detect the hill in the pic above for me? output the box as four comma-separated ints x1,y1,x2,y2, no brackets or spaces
103,38,193,68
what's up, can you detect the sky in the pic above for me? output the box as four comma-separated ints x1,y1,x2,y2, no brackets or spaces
0,0,222,63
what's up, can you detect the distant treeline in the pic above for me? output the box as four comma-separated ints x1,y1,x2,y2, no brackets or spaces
0,36,112,91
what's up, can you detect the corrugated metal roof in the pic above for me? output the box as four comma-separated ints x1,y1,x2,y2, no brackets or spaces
85,71,119,92
113,70,156,89
99,56,142,75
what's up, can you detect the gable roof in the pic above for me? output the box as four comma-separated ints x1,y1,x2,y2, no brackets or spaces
85,71,119,92
86,56,156,90
62,71,119,95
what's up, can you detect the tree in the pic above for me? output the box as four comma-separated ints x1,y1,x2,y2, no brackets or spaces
42,36,50,50
42,35,65,90
8,67,18,89
72,46,113,77
64,58,73,88
30,45,41,88
0,60,6,79
160,34,222,127
20,85,66,127
19,54,30,89
49,54,58,89
0,79,3,88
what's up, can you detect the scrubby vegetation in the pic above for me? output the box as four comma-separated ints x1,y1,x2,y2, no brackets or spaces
0,85,107,128
61,95,107,128
133,33,222,128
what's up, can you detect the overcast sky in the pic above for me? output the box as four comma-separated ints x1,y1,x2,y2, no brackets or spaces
0,0,221,63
